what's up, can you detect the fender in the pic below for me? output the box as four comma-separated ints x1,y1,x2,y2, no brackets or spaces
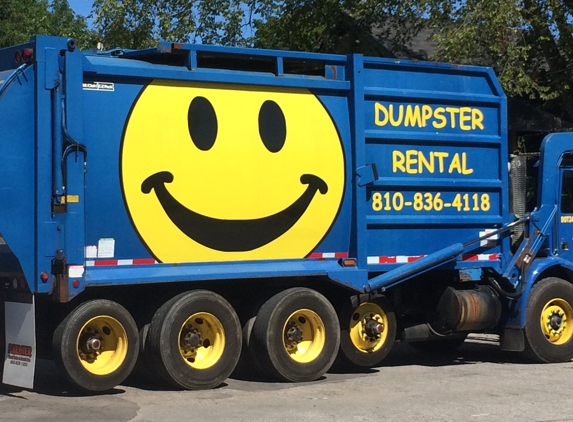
502,256,573,328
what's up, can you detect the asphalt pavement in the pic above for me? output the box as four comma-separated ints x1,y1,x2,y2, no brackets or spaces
2,335,573,422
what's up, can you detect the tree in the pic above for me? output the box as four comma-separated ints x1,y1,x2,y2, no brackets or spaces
35,0,573,123
48,0,96,49
0,0,94,49
0,0,51,47
253,0,426,55
92,0,257,49
426,0,573,122
254,0,573,122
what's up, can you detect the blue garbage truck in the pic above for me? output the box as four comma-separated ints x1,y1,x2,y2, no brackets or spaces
1,35,572,392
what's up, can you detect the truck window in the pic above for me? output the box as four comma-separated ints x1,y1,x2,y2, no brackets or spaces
561,171,573,213
526,159,538,212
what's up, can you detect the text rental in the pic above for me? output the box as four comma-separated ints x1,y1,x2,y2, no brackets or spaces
393,150,474,175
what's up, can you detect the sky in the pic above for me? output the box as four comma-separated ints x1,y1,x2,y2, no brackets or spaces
68,0,92,17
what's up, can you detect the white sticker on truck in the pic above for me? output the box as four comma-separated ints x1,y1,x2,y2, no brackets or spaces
85,245,97,258
82,82,114,91
3,297,36,389
97,238,115,258
68,265,85,278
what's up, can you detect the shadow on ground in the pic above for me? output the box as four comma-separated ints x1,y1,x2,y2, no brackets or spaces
0,336,528,396
377,336,526,368
0,359,126,397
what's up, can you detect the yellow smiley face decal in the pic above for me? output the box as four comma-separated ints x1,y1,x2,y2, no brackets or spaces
121,81,345,263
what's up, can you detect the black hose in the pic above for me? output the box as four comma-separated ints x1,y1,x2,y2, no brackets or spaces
483,267,526,299
60,99,87,190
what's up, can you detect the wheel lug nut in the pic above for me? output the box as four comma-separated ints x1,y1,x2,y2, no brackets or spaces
86,337,102,352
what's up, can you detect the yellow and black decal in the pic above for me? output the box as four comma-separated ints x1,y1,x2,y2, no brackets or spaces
121,82,345,263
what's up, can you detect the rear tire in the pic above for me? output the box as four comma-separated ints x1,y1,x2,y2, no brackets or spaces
147,290,241,390
52,299,139,392
523,277,573,363
251,287,340,382
232,315,264,378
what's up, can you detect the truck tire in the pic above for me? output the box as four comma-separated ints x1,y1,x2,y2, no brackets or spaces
52,299,139,392
523,277,573,363
251,287,340,382
232,315,264,379
146,290,241,390
335,295,396,368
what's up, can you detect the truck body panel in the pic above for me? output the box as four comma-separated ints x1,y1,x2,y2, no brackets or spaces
1,37,508,296
353,58,508,274
0,65,37,290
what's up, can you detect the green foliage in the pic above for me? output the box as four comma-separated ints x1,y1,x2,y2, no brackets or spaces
424,0,573,120
254,0,573,121
253,0,351,52
253,0,428,54
92,0,256,49
0,0,94,49
428,2,547,99
48,0,97,49
3,0,573,121
0,0,50,47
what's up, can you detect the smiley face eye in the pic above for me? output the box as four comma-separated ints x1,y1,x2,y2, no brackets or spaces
258,100,286,153
188,96,218,151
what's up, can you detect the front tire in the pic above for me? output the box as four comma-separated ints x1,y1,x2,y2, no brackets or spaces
251,287,340,382
52,299,139,392
147,290,241,390
523,277,573,363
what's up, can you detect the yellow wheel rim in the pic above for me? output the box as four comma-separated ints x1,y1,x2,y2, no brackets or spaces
282,309,325,363
349,302,388,354
76,316,128,376
178,312,225,370
540,298,573,345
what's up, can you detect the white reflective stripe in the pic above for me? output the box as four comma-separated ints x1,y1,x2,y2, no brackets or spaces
480,229,499,247
479,230,499,239
117,259,133,266
308,252,348,259
85,259,158,266
368,253,499,264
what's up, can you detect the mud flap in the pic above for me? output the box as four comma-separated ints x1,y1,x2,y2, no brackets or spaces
3,293,36,389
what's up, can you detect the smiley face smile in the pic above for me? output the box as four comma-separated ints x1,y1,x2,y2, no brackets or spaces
142,171,328,252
